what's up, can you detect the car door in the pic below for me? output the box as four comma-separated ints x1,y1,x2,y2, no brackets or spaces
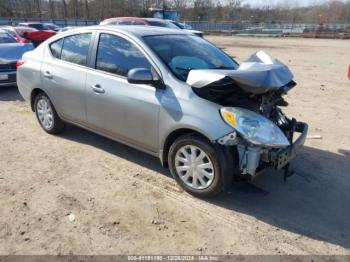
41,33,92,124
85,33,161,153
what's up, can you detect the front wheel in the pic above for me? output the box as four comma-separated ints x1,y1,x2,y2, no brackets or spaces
168,134,225,197
34,93,65,134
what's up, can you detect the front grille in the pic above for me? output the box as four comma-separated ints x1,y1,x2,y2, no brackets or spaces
0,62,17,72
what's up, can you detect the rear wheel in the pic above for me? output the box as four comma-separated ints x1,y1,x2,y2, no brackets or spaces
34,93,65,134
168,134,224,197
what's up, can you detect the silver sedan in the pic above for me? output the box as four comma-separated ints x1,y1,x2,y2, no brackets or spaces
17,26,307,197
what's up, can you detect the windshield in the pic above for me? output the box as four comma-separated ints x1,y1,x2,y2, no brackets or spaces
27,24,44,30
143,34,238,81
0,32,17,43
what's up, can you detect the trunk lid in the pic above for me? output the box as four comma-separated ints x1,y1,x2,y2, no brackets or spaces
0,43,34,65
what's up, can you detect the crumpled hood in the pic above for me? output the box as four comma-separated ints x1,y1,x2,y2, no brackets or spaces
0,43,34,64
186,51,293,94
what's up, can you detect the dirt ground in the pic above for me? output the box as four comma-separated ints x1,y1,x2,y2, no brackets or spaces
0,36,349,255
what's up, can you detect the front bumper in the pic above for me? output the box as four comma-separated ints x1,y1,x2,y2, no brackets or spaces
270,122,308,169
0,71,17,87
234,121,308,179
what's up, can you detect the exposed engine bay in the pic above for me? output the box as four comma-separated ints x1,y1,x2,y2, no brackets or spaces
187,51,308,181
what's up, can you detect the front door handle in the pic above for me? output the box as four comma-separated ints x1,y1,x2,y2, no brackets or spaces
91,84,105,94
43,71,53,79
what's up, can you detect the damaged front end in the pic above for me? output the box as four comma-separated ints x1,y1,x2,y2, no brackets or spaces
187,51,308,181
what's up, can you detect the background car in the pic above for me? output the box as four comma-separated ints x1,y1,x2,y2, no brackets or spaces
100,17,203,37
18,22,60,32
0,30,33,86
0,26,35,43
167,20,203,37
0,26,56,46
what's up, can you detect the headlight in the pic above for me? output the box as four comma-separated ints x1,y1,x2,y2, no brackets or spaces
220,107,290,148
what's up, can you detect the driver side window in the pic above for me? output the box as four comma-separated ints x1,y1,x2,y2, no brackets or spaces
95,33,151,77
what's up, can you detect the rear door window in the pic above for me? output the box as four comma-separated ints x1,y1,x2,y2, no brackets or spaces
95,33,151,77
61,33,92,66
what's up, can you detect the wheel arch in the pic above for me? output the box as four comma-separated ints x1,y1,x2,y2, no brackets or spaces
160,128,212,168
30,88,46,111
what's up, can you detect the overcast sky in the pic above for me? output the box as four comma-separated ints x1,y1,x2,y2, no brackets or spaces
244,0,345,7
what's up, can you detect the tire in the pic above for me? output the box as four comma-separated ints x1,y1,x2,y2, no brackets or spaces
168,134,226,198
34,93,65,134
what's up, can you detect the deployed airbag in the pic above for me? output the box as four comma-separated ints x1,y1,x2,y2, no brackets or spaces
186,51,294,94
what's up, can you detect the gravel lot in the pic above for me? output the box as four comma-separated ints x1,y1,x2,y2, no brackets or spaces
0,36,349,255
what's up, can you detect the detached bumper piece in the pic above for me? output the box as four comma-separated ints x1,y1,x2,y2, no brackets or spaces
270,122,308,170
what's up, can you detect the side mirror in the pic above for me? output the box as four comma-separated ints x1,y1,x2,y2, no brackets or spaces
127,68,156,85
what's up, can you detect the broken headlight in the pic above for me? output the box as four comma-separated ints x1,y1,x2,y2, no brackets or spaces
220,107,290,148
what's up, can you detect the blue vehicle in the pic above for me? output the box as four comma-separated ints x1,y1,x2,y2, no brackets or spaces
0,30,33,87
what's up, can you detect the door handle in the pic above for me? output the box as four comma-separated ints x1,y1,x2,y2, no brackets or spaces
43,71,53,79
91,84,105,94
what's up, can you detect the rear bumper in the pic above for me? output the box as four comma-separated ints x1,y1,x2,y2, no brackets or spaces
270,122,308,169
0,71,17,87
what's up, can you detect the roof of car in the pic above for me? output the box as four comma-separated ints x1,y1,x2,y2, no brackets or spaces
101,17,174,24
107,25,187,36
102,17,148,22
67,25,188,37
19,22,41,25
1,26,37,30
143,18,170,22
110,17,147,20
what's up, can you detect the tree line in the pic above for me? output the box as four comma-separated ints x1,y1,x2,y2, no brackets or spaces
0,0,349,24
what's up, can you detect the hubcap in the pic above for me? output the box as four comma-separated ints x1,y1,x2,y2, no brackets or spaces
37,98,54,130
175,145,214,190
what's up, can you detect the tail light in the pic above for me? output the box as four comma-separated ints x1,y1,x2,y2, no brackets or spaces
348,65,350,79
16,59,26,69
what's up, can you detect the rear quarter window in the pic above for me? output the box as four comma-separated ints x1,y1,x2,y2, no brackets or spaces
49,38,64,59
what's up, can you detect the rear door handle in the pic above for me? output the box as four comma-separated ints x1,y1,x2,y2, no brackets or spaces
43,71,53,79
91,84,105,94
